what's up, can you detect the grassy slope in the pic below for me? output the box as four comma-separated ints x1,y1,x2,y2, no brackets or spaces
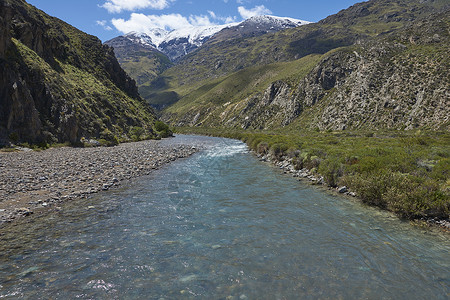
115,49,173,105
164,54,321,119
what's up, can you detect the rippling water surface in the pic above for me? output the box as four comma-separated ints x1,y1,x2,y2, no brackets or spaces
0,135,449,299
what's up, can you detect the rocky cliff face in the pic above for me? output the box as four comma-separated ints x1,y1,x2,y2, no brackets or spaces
221,81,300,129
0,0,42,144
0,0,157,145
104,35,172,83
293,12,449,131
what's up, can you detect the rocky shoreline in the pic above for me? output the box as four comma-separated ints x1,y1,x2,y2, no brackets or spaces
0,139,200,226
255,152,450,232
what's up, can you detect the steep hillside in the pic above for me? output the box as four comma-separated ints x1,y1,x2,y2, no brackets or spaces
160,0,449,131
0,0,158,146
104,34,173,107
289,12,449,131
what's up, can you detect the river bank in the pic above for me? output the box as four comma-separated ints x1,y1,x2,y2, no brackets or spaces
174,127,450,231
256,152,450,231
0,139,200,226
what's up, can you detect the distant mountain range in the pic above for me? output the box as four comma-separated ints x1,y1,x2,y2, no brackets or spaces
105,15,310,107
106,16,310,62
115,0,447,131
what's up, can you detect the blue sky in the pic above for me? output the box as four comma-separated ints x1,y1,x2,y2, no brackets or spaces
27,0,363,42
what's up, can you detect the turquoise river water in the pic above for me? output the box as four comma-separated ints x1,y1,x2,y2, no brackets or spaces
0,135,449,299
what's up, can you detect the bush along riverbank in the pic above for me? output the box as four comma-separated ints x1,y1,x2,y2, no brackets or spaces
175,127,450,230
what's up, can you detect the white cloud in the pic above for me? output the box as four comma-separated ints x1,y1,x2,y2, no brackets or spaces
96,20,113,31
101,0,173,13
238,5,272,19
208,10,237,23
112,12,230,33
189,15,215,27
224,16,237,23
208,10,216,19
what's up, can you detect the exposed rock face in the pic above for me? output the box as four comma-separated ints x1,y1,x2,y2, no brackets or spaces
0,0,156,144
0,0,43,143
294,13,449,131
227,81,301,129
158,37,205,62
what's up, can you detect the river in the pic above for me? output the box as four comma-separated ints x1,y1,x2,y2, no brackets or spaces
0,135,449,299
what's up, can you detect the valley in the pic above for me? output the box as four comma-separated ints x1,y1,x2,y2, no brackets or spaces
0,0,449,297
108,0,449,224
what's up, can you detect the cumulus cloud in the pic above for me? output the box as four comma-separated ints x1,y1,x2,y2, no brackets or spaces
238,5,272,19
189,15,215,27
208,10,237,23
96,20,113,31
112,12,228,33
101,0,173,13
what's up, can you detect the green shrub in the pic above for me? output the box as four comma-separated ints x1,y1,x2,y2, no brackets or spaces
305,155,321,170
154,121,173,138
100,129,119,146
256,142,269,154
319,159,344,187
431,158,449,181
287,148,301,159
154,121,169,132
342,171,391,209
270,143,288,160
130,126,144,141
292,157,304,170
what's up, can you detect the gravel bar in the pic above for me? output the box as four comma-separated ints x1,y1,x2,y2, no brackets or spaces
0,139,200,225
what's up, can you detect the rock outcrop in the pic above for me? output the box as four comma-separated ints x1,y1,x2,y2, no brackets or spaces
294,12,449,130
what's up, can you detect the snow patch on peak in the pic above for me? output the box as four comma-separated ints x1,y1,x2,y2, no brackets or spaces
124,28,169,48
121,15,311,61
125,23,239,49
163,23,239,47
245,15,311,27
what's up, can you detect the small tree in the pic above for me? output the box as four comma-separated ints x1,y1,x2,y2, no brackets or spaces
154,121,172,138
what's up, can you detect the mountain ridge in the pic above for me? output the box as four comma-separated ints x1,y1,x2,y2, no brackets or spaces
105,15,311,109
0,0,158,145
106,15,310,62
156,0,449,131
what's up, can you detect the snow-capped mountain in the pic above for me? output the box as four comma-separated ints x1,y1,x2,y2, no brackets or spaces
208,15,311,45
242,15,310,28
124,29,167,48
106,15,310,61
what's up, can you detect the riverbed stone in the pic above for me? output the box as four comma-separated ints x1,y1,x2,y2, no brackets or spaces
338,186,348,193
0,139,201,226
